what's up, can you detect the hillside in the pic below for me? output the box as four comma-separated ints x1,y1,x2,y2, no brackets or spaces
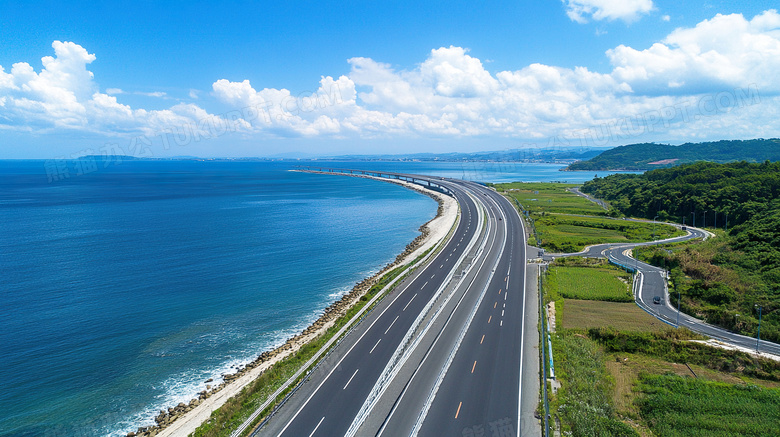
580,161,780,343
566,139,780,171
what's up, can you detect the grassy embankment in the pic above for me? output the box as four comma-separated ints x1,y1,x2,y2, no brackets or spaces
581,161,780,345
493,181,780,435
192,247,434,437
545,259,780,436
494,182,684,252
635,233,779,344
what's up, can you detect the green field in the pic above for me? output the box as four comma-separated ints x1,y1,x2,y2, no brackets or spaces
547,264,633,302
563,299,669,332
537,215,683,253
637,374,780,436
552,332,639,437
495,182,607,216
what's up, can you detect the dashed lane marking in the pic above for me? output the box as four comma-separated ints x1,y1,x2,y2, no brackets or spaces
403,293,417,311
343,369,359,390
385,316,399,334
309,417,325,437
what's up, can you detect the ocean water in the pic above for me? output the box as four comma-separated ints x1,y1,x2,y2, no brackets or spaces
0,160,637,436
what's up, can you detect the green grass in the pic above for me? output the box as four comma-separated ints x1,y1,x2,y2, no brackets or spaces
547,264,633,302
636,373,780,436
495,182,607,216
537,215,684,253
563,300,669,332
551,332,640,437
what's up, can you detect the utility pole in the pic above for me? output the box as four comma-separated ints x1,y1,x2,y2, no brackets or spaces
692,212,695,228
677,287,681,328
714,211,717,229
725,212,728,231
756,305,762,353
703,210,708,228
653,215,659,240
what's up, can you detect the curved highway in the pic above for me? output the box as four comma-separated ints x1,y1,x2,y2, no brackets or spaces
548,225,780,357
251,171,536,437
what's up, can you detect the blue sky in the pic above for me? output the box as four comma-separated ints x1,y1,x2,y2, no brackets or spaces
1,0,778,158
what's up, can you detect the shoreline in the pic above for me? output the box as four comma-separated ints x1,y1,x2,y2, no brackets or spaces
130,172,458,437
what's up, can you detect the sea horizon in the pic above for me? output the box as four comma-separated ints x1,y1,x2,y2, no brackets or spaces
0,160,638,436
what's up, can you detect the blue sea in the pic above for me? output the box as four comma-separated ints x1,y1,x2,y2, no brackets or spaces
0,160,636,436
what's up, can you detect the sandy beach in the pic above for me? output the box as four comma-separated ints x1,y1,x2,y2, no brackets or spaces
132,173,458,437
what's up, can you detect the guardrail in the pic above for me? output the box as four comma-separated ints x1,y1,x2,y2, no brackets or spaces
538,265,550,437
297,167,454,197
507,195,541,247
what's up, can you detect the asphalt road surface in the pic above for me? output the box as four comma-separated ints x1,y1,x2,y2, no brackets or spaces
546,225,780,358
253,172,537,437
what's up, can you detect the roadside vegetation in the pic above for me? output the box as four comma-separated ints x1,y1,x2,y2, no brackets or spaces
543,257,780,436
547,257,633,302
494,182,683,252
583,161,780,343
492,182,608,216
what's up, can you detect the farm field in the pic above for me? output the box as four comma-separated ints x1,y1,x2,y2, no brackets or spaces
536,214,684,253
562,299,667,332
495,182,607,216
636,373,780,436
546,264,633,302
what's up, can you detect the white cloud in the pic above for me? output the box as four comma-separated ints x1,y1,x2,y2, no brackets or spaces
608,10,780,94
137,91,167,98
2,10,780,152
563,0,654,24
662,15,671,22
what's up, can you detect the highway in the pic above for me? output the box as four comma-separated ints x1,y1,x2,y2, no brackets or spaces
549,225,780,357
252,171,536,437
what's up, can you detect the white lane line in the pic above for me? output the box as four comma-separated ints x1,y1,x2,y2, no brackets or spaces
500,320,503,327
309,417,325,437
275,269,420,437
385,316,399,334
431,274,436,279
343,369,359,390
423,281,429,288
501,310,504,317
370,339,381,354
403,293,418,311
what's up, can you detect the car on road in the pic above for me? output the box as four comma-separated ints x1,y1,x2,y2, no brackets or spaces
653,296,662,304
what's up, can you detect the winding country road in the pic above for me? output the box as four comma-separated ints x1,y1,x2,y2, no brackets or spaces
546,225,780,358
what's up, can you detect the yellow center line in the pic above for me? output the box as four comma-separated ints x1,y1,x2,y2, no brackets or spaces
471,360,477,373
455,401,463,419
488,315,492,324
480,334,485,344
494,301,497,308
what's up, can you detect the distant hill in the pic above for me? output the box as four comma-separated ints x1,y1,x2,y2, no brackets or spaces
565,139,780,171
332,147,604,162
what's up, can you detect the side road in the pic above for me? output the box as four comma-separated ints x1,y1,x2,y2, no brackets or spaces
541,226,780,360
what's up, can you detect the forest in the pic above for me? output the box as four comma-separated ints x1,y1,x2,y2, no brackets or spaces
580,161,780,343
566,139,780,171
